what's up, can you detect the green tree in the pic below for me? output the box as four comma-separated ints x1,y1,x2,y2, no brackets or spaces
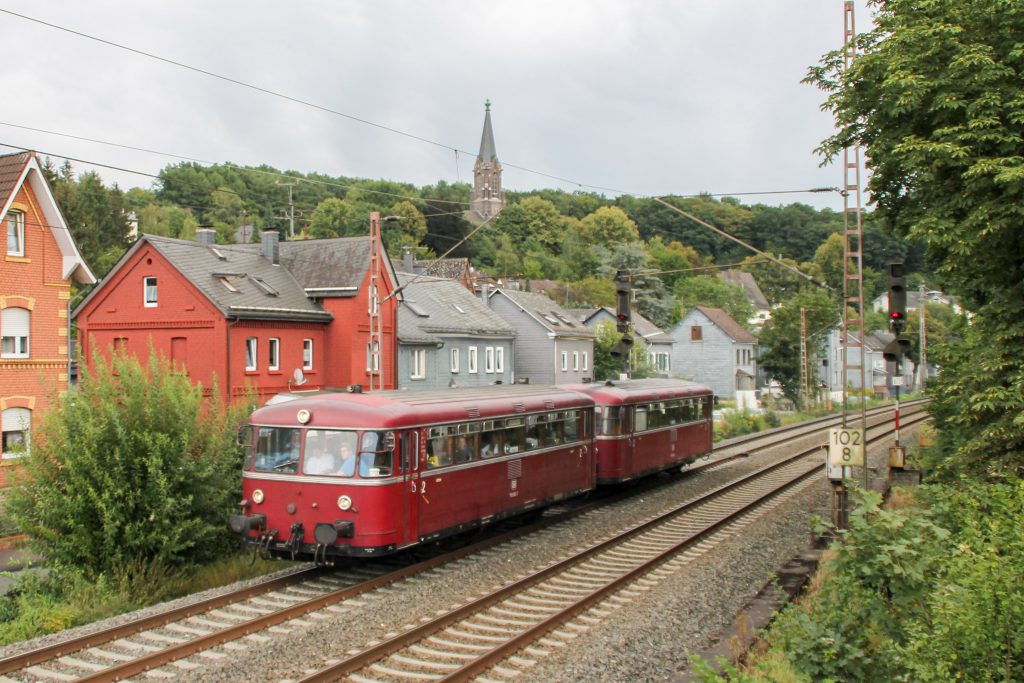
580,205,640,247
5,351,249,579
758,288,840,403
806,0,1024,478
674,275,755,329
384,200,428,255
307,197,348,239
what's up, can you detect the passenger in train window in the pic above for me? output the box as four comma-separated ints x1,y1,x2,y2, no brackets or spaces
480,430,500,458
337,443,356,476
453,435,474,464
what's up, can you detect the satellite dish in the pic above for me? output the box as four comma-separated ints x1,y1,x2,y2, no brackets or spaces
293,368,308,387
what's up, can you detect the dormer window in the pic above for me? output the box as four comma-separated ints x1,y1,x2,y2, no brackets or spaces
6,211,25,257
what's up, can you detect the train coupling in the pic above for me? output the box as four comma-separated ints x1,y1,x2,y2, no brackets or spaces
229,513,266,536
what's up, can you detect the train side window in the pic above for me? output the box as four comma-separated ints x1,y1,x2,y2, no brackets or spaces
453,433,476,464
503,418,525,454
525,415,543,450
634,406,648,432
358,431,393,477
427,427,452,469
480,427,501,458
600,406,620,436
564,410,580,442
254,427,300,474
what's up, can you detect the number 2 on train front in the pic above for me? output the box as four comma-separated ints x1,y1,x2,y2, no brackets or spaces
828,428,864,467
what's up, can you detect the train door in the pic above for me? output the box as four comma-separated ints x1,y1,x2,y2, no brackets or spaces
620,404,635,472
400,430,420,546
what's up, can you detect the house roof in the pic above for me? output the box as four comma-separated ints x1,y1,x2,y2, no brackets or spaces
491,288,595,338
397,273,516,344
574,306,673,344
478,100,498,163
0,151,95,284
691,306,757,343
720,270,770,310
73,234,334,322
277,235,399,294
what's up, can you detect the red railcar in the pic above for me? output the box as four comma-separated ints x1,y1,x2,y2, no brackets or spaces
230,385,595,560
566,379,713,484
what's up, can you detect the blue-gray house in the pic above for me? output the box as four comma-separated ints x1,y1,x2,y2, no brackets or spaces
668,305,757,406
396,273,516,389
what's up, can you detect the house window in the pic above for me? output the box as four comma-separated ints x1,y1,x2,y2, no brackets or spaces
366,341,380,372
144,277,158,307
451,347,460,373
170,337,187,369
496,347,504,374
573,351,579,371
561,351,568,372
411,348,426,379
1,407,30,459
6,211,25,257
268,338,280,371
303,339,313,370
691,325,702,341
485,347,495,373
737,349,741,365
468,346,478,374
245,337,257,371
369,284,379,316
0,307,30,358
582,351,588,372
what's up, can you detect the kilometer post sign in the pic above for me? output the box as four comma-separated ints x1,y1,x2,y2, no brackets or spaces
826,428,864,480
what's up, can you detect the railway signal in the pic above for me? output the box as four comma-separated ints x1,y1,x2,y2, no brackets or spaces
888,262,907,334
882,336,911,363
615,269,631,334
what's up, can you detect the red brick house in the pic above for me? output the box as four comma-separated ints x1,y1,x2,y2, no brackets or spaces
1,151,95,472
74,227,399,405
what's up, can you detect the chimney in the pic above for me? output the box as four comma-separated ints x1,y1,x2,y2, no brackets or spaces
402,247,414,273
480,283,490,307
196,228,216,246
261,230,280,265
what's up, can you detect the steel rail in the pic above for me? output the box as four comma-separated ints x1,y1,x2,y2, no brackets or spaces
296,413,929,682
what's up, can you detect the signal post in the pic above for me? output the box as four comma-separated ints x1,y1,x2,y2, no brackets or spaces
610,270,634,377
884,263,909,469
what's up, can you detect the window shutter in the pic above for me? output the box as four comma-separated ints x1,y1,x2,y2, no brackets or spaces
2,308,29,337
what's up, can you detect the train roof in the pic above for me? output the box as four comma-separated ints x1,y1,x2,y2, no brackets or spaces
563,378,713,405
251,384,595,429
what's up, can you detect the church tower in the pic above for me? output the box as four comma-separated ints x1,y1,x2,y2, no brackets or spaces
469,100,505,222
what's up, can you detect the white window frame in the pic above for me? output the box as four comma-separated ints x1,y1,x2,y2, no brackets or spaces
1,407,30,459
245,337,257,371
450,347,460,373
561,351,568,372
1,307,30,359
268,338,280,371
303,339,314,370
369,284,379,316
6,211,25,257
411,348,426,379
485,347,495,374
573,351,579,371
582,351,588,372
144,276,158,308
496,347,504,373
468,346,478,374
366,341,380,372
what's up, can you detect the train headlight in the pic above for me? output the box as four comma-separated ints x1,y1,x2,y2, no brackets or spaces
297,409,311,424
337,495,352,511
252,488,265,505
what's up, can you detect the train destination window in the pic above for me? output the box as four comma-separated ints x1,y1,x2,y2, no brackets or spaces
359,431,393,477
302,429,358,476
254,427,300,474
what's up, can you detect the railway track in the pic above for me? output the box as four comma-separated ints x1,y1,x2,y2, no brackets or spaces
0,403,927,682
293,412,928,683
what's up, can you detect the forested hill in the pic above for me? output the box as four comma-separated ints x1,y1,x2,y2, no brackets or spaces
44,158,921,325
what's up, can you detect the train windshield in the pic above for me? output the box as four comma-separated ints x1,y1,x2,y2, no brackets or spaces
253,427,301,474
598,406,622,435
358,431,393,478
302,429,359,477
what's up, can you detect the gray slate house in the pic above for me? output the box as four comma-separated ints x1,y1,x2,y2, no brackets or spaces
821,328,916,399
488,289,595,385
668,306,757,404
397,273,516,389
720,269,772,327
571,307,674,375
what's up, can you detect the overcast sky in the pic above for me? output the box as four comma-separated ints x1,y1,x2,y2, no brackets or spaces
1,1,874,213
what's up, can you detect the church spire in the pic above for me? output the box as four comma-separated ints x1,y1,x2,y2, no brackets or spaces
478,99,497,163
468,99,505,223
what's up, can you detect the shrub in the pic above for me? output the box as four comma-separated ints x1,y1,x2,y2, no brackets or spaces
4,349,251,579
